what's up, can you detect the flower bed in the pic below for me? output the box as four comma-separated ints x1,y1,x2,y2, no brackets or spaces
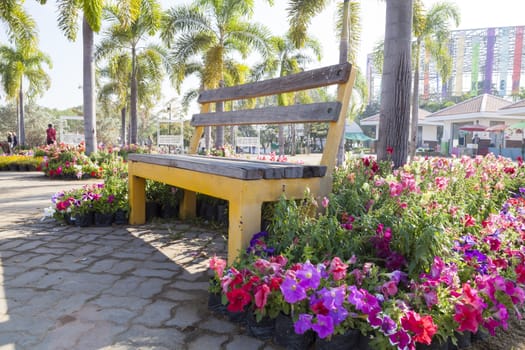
44,154,130,226
0,154,43,171
209,154,525,350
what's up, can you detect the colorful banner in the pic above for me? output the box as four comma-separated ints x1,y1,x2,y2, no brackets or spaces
471,37,480,93
484,28,496,93
512,26,524,94
499,27,510,96
454,34,465,96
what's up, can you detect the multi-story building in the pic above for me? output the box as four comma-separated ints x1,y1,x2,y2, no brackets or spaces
366,25,525,103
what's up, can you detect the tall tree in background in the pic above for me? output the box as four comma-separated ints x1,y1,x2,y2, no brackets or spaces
56,0,139,154
376,0,413,167
0,44,51,146
252,34,322,156
161,0,273,148
96,0,164,144
409,0,459,158
286,0,361,164
0,0,39,47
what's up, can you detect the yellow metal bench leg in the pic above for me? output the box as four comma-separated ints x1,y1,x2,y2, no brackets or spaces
129,174,146,224
180,190,196,220
227,199,262,265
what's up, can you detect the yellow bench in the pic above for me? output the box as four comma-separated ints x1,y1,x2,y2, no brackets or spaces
128,62,356,264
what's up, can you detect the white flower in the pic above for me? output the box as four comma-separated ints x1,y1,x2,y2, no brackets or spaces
41,206,55,221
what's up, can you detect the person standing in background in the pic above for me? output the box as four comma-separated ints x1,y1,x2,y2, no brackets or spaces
12,132,17,148
7,132,12,147
46,124,56,145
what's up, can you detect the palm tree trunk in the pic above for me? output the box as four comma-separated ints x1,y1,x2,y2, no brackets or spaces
215,101,224,148
377,0,413,168
337,0,350,166
130,46,138,144
18,79,24,146
409,41,421,159
120,107,126,146
278,125,285,155
83,16,97,155
215,80,225,148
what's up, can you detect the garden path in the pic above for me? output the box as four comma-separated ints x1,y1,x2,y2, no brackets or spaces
0,171,279,349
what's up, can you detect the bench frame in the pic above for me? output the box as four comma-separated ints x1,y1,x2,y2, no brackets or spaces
128,62,356,264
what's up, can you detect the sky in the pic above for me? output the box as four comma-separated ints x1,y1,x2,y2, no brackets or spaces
17,0,525,112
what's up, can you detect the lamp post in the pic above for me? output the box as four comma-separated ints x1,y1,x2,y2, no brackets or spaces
167,105,172,153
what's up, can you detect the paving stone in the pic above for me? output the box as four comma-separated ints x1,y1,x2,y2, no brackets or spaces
132,267,179,279
126,277,169,299
107,276,144,297
74,322,128,349
5,268,49,287
9,239,45,251
170,280,209,291
161,288,203,302
32,270,79,289
74,303,137,325
38,319,96,349
226,334,265,350
187,334,228,350
165,303,202,328
90,259,138,275
91,295,151,311
133,300,173,327
114,324,186,348
200,316,238,333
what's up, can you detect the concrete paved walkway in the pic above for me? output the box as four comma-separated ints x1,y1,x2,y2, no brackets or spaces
0,172,279,350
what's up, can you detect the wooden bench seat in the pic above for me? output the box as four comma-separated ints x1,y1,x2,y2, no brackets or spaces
128,62,356,264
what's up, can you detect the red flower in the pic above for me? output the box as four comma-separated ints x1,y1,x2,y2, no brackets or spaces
386,146,394,155
269,276,283,291
328,257,348,281
461,214,476,227
401,311,438,345
453,303,482,333
516,264,525,284
254,284,270,309
226,288,251,312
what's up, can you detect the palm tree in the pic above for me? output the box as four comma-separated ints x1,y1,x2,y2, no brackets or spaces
96,0,165,144
56,0,139,154
97,53,131,145
98,46,165,145
0,44,51,146
409,0,459,158
161,0,273,148
286,0,361,164
251,34,322,155
376,0,413,167
0,0,39,47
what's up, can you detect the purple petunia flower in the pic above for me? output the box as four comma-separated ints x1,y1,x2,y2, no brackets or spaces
381,315,398,335
296,261,321,290
328,305,348,326
280,276,307,303
312,314,334,339
294,314,313,334
319,286,346,308
389,330,411,348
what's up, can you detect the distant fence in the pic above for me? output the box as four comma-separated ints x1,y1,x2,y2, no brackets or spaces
158,135,183,146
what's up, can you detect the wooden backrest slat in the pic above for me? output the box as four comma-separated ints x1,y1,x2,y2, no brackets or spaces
197,62,352,104
190,102,341,127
